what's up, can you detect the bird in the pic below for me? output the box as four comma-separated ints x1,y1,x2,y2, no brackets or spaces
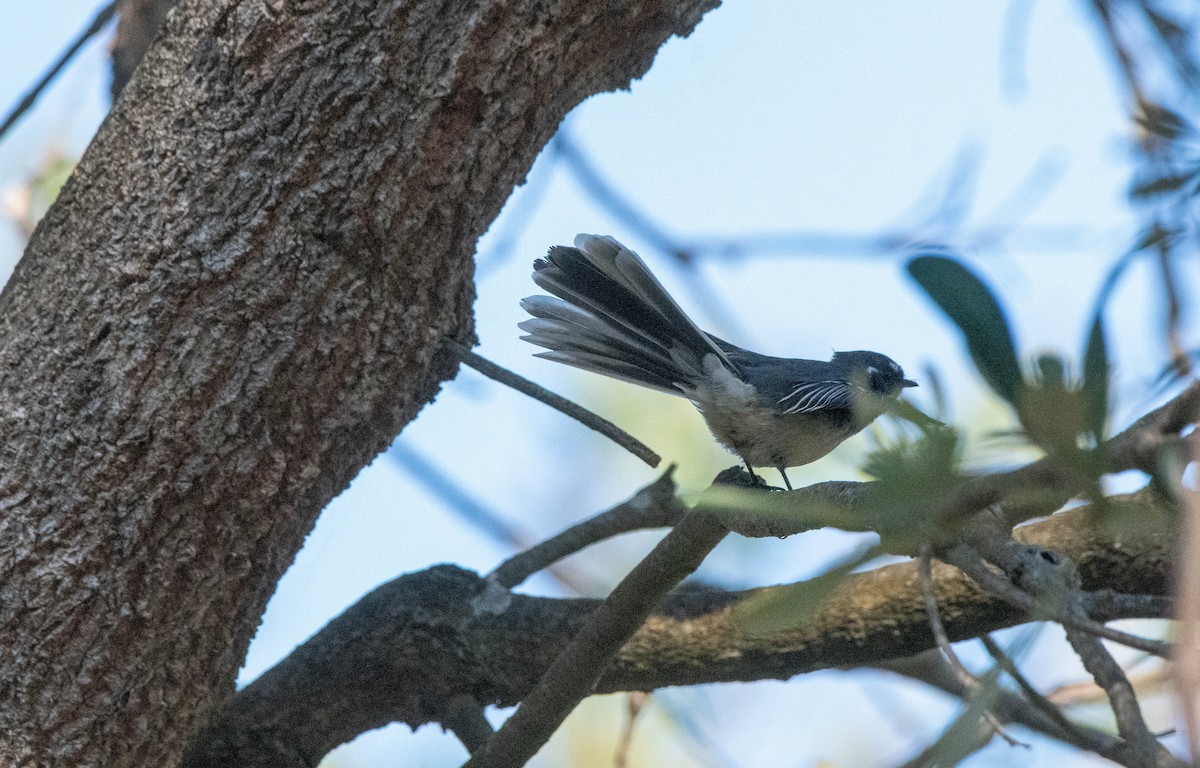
518,234,917,489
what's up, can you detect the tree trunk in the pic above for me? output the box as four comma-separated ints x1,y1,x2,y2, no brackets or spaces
0,0,717,764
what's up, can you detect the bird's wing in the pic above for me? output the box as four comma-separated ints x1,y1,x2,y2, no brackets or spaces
777,380,858,414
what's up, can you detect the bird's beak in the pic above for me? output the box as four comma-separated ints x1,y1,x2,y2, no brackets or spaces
901,379,918,388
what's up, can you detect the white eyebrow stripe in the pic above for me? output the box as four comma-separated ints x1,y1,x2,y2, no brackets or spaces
778,380,853,414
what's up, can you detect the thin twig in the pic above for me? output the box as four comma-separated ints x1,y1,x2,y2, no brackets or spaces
558,130,1091,265
999,0,1035,97
944,545,1172,657
0,2,119,142
893,719,994,768
614,692,649,768
980,635,1092,745
1048,666,1168,707
1084,590,1173,621
1065,626,1171,767
919,545,972,683
880,651,1123,755
1090,0,1148,108
489,466,684,588
474,151,560,280
446,339,661,468
464,510,728,768
918,545,1023,746
552,132,678,257
1156,239,1190,376
389,441,594,594
970,536,1179,766
388,441,527,549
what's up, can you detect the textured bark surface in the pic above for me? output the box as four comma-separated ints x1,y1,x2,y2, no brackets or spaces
0,0,717,765
180,493,1174,767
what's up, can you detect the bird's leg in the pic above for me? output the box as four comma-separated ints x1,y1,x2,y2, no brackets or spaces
740,459,767,488
777,466,793,491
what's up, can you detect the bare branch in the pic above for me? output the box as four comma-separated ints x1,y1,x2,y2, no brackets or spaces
489,466,684,588
943,544,1171,657
448,339,662,468
1065,627,1174,767
465,509,729,767
390,441,528,550
918,545,1023,746
182,494,1175,766
1085,591,1173,621
979,635,1093,748
964,536,1179,766
0,2,117,142
614,693,649,768
880,650,1122,756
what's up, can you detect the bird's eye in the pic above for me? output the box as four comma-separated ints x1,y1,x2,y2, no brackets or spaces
867,366,885,391
868,366,899,394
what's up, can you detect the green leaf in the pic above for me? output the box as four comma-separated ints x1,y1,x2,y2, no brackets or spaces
1031,353,1067,390
861,427,963,544
733,544,883,634
1082,314,1109,441
907,255,1023,406
882,397,946,432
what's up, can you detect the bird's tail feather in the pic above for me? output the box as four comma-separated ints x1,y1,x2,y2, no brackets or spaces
519,234,733,395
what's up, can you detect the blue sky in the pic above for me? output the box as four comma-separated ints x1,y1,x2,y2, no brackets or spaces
0,3,1186,766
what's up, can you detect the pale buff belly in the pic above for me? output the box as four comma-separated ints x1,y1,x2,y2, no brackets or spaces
699,404,860,470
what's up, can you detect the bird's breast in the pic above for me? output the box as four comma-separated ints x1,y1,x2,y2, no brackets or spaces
699,403,860,469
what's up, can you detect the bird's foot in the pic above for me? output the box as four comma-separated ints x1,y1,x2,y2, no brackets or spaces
713,465,777,490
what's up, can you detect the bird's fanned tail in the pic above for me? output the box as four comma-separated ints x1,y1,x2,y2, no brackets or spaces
519,234,735,395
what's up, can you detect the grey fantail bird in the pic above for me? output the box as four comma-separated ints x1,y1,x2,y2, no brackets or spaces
519,234,917,489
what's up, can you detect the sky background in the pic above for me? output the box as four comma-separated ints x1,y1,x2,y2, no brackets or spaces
0,2,1191,766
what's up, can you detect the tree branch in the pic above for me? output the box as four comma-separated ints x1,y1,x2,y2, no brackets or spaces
0,2,117,141
489,466,685,588
942,544,1171,657
465,510,729,767
448,339,662,468
879,650,1122,755
181,492,1176,766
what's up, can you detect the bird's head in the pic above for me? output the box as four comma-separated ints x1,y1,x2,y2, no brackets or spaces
833,351,918,399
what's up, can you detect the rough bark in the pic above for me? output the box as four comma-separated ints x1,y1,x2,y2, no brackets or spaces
0,0,717,765
181,492,1173,766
